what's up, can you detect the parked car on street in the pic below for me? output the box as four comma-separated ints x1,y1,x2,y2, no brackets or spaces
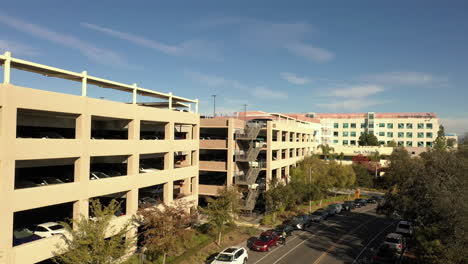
395,220,413,237
367,197,377,204
274,225,294,238
13,228,42,246
355,198,368,207
290,214,310,230
212,247,248,264
328,203,343,214
343,200,357,210
309,209,329,223
32,222,66,238
371,244,400,264
383,233,405,253
251,231,278,252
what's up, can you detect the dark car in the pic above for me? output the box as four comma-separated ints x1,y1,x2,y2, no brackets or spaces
342,201,355,211
290,214,310,230
252,231,278,252
13,228,42,246
309,209,329,223
367,197,377,204
274,225,294,238
372,244,400,264
355,198,368,207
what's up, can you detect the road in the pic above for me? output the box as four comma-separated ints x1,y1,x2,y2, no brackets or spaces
245,205,397,264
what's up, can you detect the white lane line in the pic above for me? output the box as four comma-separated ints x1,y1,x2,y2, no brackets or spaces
271,207,376,264
351,221,397,264
252,206,375,264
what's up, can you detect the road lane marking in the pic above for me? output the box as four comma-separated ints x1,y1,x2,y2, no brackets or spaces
267,206,376,264
351,221,397,264
311,216,379,264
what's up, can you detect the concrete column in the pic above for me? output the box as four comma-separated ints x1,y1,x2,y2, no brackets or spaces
164,152,174,170
168,92,173,110
3,51,11,84
132,84,138,104
128,119,140,141
81,71,87,96
163,181,174,204
195,99,199,113
292,132,297,142
165,122,174,140
226,120,234,187
285,131,290,142
127,154,139,176
126,188,139,215
276,167,282,180
191,176,198,197
73,199,89,222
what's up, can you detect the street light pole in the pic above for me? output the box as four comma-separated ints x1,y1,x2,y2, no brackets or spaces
211,94,217,117
242,104,248,121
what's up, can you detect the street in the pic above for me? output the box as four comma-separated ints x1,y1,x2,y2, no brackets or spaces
245,205,396,264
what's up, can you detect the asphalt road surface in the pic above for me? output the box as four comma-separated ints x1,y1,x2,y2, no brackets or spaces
246,205,397,264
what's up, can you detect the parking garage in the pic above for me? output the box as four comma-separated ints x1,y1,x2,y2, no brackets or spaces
89,192,127,218
174,122,194,140
138,184,164,208
90,155,129,180
91,115,130,140
16,108,78,139
15,158,77,189
200,127,228,139
139,153,165,172
199,171,227,186
140,120,166,140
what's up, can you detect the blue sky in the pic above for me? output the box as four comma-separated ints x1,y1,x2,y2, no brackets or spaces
0,1,467,133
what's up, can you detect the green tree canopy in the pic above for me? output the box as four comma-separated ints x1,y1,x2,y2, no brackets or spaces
433,125,447,150
358,132,379,146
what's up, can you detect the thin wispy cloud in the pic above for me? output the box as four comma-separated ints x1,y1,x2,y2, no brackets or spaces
440,118,468,135
82,23,221,60
185,70,287,100
195,17,334,63
0,13,125,66
360,71,436,85
316,99,388,111
280,72,310,85
331,85,385,98
285,42,335,63
0,39,39,56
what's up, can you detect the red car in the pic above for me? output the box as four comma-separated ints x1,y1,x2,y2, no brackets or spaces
252,231,279,252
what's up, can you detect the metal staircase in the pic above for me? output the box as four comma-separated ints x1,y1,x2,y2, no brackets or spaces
235,123,262,140
235,162,265,185
235,144,262,161
241,189,260,211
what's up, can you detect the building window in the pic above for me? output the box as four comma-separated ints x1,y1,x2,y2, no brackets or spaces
418,141,424,147
369,113,375,119
426,132,433,138
333,131,339,137
406,132,413,138
387,132,393,138
379,140,385,145
418,132,424,138
368,123,374,129
426,123,433,129
351,131,356,137
406,123,413,129
387,123,394,129
377,132,384,136
398,123,404,129
418,123,424,129
398,141,404,146
343,123,349,128
350,123,356,128
333,139,338,144
343,132,349,137
398,132,404,138
350,140,356,145
334,123,339,128
379,123,385,128
406,141,413,147
361,123,367,128
426,142,433,147
343,140,349,145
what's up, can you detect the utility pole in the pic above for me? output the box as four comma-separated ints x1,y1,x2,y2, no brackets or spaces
242,104,248,121
211,94,217,117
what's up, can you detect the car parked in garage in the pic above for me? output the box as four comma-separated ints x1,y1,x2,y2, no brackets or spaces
32,222,66,238
13,228,42,246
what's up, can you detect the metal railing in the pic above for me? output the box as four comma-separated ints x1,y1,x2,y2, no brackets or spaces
235,123,262,140
242,189,260,211
236,167,261,185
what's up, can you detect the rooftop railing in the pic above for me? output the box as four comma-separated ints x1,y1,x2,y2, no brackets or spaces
0,51,198,113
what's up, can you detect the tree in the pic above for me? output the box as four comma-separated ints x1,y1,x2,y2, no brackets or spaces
352,164,373,188
447,138,457,149
358,132,379,146
202,187,240,246
53,199,133,264
137,201,197,264
433,125,447,150
318,144,335,160
386,140,397,147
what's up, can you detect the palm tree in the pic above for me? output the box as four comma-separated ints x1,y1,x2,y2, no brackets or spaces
319,144,335,161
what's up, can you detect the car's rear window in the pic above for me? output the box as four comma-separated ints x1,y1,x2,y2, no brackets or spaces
259,235,271,241
385,237,400,243
49,225,64,231
216,253,233,261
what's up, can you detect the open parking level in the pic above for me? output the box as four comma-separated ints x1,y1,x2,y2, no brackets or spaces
244,205,396,264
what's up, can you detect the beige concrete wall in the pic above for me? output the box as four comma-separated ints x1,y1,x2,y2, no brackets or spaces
0,84,199,264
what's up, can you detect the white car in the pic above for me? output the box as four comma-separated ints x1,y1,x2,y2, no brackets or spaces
383,233,405,253
32,222,66,238
212,247,248,264
395,220,413,236
90,171,111,180
139,164,160,173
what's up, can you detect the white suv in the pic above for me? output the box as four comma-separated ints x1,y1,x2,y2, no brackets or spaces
212,247,248,264
395,220,413,236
